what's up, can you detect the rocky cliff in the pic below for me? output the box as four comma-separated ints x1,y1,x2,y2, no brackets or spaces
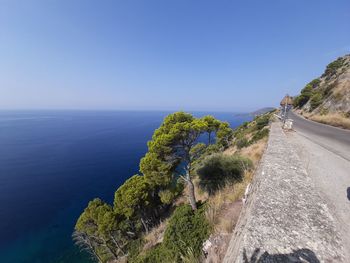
294,54,350,115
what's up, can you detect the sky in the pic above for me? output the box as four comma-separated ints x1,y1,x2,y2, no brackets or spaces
0,0,349,112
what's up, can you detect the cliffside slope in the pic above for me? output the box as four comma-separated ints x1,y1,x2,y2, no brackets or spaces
293,54,350,128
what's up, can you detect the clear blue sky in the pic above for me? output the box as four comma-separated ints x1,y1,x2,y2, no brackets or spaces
1,0,349,112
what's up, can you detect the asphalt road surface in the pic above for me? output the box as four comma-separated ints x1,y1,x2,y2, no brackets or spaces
288,111,350,260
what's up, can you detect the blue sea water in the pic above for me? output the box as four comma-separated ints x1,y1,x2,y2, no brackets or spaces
0,110,251,263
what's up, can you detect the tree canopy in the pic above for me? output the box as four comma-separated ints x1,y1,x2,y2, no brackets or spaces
140,112,233,210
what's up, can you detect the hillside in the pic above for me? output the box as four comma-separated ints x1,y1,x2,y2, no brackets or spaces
293,54,350,128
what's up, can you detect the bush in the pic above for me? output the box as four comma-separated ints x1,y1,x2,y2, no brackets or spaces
310,92,323,110
127,239,145,263
162,204,210,262
293,94,310,108
131,204,210,263
255,115,270,130
323,57,345,76
294,83,317,108
236,137,250,149
197,154,252,195
250,128,269,143
309,78,321,88
131,244,173,263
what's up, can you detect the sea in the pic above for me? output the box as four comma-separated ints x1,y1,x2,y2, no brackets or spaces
0,110,252,263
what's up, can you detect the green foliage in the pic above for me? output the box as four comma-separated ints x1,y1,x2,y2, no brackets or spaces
74,112,234,262
309,78,321,88
255,115,270,130
114,175,152,218
130,205,209,263
293,94,309,108
201,115,221,144
139,112,207,187
158,180,183,205
75,198,112,236
126,239,145,263
236,137,249,149
114,175,158,233
216,122,234,149
197,154,252,195
74,198,128,262
294,82,316,108
139,152,172,187
233,112,272,149
250,128,269,143
324,57,345,76
162,204,210,262
310,92,323,110
131,244,174,263
139,111,233,210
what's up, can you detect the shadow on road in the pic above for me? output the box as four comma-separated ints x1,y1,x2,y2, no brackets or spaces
243,248,320,263
347,187,350,201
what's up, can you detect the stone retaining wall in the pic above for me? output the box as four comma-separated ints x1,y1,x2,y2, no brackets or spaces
223,122,345,263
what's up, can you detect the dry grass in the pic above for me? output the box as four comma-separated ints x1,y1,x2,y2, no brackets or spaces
205,171,253,234
332,78,350,98
142,220,168,251
181,247,203,263
202,135,268,262
239,138,268,166
309,112,350,129
205,135,267,234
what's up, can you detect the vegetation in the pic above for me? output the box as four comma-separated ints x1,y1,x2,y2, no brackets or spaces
233,112,272,149
294,56,350,113
197,154,252,195
131,204,209,263
162,204,210,261
73,111,272,263
74,112,237,262
309,113,350,130
323,57,345,77
309,92,323,111
293,79,318,108
73,198,128,262
139,112,233,211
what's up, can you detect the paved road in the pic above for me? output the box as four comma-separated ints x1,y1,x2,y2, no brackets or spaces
289,111,350,161
288,111,350,260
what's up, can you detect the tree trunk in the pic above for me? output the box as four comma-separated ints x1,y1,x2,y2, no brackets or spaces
110,233,125,255
140,217,149,234
187,178,197,210
104,242,118,260
86,237,103,263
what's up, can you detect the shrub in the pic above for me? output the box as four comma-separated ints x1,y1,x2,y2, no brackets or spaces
293,93,310,108
197,154,252,195
255,115,270,130
309,78,321,88
323,57,345,76
294,83,315,108
132,204,210,263
250,128,269,143
127,239,145,263
236,137,250,149
310,92,323,110
162,204,210,262
131,244,173,263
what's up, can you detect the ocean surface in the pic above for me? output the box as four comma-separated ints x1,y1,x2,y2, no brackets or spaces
0,110,251,263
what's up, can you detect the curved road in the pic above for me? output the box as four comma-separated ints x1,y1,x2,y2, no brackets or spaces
289,111,350,161
288,111,350,260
